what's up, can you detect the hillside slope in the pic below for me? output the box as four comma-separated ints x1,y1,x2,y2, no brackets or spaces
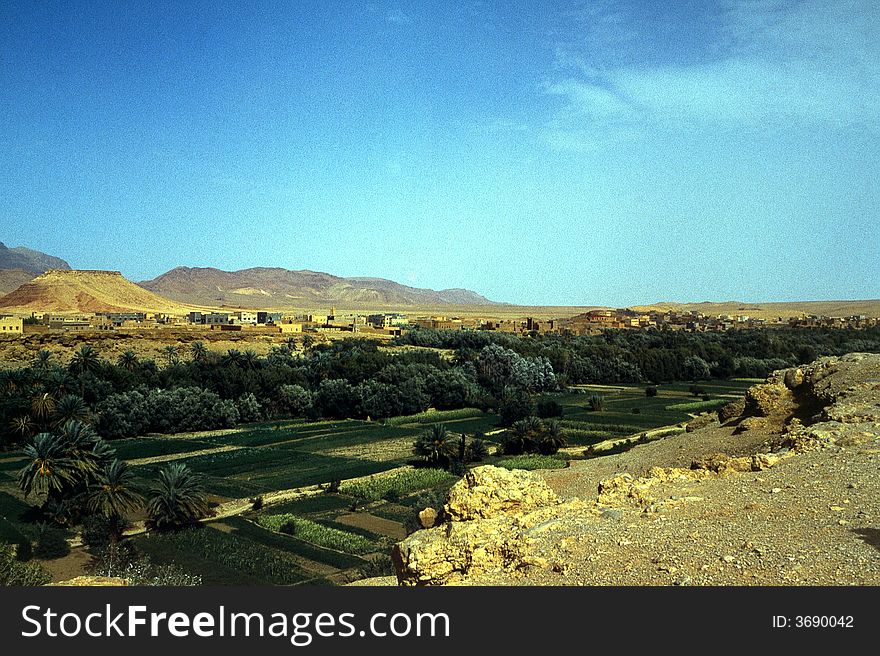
389,353,880,586
0,269,194,314
139,266,496,309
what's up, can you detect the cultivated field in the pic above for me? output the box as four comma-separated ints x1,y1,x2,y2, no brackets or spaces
0,380,755,584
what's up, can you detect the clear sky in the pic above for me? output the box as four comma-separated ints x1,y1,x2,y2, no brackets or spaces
1,0,877,306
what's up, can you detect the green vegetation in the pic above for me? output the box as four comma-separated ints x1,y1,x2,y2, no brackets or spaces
341,469,458,502
384,408,484,426
135,527,318,585
256,514,375,554
494,454,569,471
664,399,729,412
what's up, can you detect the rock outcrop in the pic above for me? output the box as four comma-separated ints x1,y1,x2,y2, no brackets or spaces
392,466,592,585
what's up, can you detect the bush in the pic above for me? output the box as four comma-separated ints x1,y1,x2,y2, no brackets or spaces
0,544,51,585
645,386,658,397
631,407,641,414
34,525,70,560
535,397,563,418
588,394,605,411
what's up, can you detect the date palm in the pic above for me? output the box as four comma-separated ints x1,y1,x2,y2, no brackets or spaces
69,344,102,396
413,424,456,467
53,394,89,427
146,463,211,530
117,350,138,371
43,369,71,398
86,459,143,541
190,341,208,362
161,345,179,367
538,420,567,455
30,393,56,429
9,415,36,440
33,349,54,372
17,433,78,498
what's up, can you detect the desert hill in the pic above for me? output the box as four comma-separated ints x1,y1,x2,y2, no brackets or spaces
138,266,496,309
0,269,195,314
387,353,880,586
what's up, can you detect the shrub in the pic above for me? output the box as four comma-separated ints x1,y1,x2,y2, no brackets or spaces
34,525,70,560
645,386,658,397
588,394,605,411
0,544,51,585
536,397,563,418
632,407,641,414
467,438,489,462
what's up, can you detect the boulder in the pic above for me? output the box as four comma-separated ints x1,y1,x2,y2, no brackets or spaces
718,398,746,424
744,382,795,418
418,507,438,529
444,465,558,521
686,412,718,432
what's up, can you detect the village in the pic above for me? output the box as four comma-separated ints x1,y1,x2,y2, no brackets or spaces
0,306,875,339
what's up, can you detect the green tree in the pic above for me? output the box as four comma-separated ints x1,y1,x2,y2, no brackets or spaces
412,424,456,467
190,341,208,362
53,394,89,427
86,459,144,542
146,463,211,530
117,350,139,371
17,433,78,499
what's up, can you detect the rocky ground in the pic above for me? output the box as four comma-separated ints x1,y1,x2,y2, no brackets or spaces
386,353,880,586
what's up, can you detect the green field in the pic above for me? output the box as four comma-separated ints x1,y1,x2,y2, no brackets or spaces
0,379,752,584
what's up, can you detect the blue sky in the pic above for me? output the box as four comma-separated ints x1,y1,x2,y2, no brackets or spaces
1,0,877,305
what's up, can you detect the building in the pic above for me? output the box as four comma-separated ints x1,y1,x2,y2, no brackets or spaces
257,312,284,325
204,313,230,325
278,322,303,334
0,316,23,335
235,311,258,325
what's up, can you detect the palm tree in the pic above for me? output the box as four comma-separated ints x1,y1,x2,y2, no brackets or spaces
538,420,567,455
69,345,102,396
58,420,113,482
69,344,101,377
17,433,78,498
9,415,36,441
43,369,71,398
117,350,138,371
33,349,54,372
222,349,243,367
504,417,544,455
190,341,208,362
242,349,260,370
161,345,179,367
86,459,143,541
146,463,211,530
30,393,56,429
413,424,456,467
53,394,89,427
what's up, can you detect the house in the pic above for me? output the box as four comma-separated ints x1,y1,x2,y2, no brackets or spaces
278,323,303,334
0,316,23,335
235,311,258,325
257,312,284,325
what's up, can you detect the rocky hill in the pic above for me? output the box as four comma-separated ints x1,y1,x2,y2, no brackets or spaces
139,266,496,309
388,353,880,586
0,269,194,314
0,242,71,295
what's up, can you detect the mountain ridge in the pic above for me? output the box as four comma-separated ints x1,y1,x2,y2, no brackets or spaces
138,266,497,308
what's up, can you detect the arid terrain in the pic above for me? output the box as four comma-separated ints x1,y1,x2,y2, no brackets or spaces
385,353,880,586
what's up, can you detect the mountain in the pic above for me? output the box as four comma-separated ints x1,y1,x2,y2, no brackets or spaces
0,269,38,296
0,242,70,274
0,270,193,314
138,267,496,308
